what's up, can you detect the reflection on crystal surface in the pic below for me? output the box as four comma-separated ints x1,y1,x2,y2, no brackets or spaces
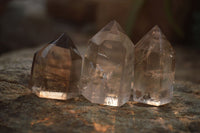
81,20,134,106
133,25,175,106
30,33,82,100
32,87,67,100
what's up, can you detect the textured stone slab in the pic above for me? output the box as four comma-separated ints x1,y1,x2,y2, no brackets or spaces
0,47,200,133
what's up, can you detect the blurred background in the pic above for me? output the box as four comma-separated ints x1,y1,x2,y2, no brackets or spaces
0,0,199,83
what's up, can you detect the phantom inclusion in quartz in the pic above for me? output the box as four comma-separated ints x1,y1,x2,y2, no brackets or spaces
81,20,134,106
30,33,82,100
133,25,175,106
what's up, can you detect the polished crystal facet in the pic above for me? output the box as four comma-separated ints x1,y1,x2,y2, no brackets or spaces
81,20,134,106
30,33,82,100
133,25,175,106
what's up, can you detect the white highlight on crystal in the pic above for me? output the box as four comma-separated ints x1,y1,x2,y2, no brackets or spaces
104,95,118,106
39,91,67,100
32,86,67,100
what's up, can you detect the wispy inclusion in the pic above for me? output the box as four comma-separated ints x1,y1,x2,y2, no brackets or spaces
133,26,175,106
81,21,134,106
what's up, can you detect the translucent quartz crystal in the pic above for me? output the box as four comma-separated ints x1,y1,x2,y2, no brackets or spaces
133,25,175,106
30,33,82,100
81,21,134,106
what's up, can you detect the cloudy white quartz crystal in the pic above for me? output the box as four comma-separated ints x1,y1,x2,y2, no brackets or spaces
133,25,175,106
81,20,134,106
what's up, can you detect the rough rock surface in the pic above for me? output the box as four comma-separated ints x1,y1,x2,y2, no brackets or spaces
0,47,200,133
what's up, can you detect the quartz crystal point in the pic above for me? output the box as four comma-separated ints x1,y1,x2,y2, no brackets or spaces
30,33,82,100
81,20,134,106
133,25,175,106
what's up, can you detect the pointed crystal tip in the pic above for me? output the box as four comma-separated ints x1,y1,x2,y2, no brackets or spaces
152,25,160,30
52,33,76,49
90,20,128,45
101,20,124,34
150,25,161,32
148,25,165,40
